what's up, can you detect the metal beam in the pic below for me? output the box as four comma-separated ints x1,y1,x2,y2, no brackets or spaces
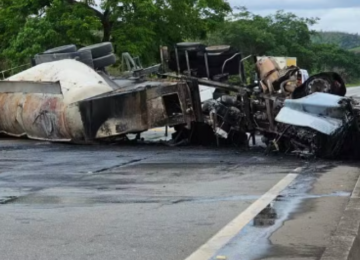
162,73,248,93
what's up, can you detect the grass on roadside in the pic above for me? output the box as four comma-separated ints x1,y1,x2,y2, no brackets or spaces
346,81,360,87
350,46,360,53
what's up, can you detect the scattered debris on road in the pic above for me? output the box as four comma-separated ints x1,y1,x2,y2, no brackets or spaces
254,204,277,226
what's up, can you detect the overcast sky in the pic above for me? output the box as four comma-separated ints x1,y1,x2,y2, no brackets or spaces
229,0,360,34
92,0,359,34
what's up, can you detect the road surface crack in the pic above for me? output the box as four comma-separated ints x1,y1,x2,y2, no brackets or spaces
94,158,146,173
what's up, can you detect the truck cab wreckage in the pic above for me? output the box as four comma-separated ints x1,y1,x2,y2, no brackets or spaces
0,41,359,159
162,42,360,158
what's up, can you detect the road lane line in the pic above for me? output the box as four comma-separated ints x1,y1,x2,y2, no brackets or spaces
184,173,299,260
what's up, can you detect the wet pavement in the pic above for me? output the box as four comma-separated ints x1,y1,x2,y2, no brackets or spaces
347,86,360,97
0,138,359,260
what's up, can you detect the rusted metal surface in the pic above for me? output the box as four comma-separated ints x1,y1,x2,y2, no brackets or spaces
0,79,197,142
78,80,197,140
78,88,148,139
0,91,73,141
0,93,25,137
22,95,70,141
0,59,201,143
0,81,65,139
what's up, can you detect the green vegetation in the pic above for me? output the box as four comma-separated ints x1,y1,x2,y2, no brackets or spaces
205,8,360,83
346,82,360,87
0,0,230,67
0,2,359,83
312,31,360,50
350,46,360,53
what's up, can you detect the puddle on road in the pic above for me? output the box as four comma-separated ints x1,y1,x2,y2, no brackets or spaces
177,191,350,204
209,174,351,260
0,190,350,207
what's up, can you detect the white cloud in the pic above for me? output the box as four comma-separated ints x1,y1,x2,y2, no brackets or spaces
227,0,360,34
250,7,360,34
228,0,360,10
311,8,360,33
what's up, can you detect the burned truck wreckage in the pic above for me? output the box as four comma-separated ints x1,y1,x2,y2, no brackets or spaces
162,42,360,159
0,43,198,143
200,86,359,159
0,41,359,159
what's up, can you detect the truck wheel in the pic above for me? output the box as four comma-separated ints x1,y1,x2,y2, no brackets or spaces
93,53,116,69
78,42,113,59
43,44,77,54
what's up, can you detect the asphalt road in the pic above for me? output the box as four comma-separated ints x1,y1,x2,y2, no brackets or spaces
0,139,359,260
346,86,360,96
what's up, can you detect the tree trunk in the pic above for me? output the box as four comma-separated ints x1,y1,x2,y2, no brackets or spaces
102,21,112,42
66,0,111,41
102,9,112,42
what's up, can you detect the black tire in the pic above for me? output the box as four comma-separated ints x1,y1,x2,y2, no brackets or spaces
93,53,116,69
78,42,113,59
43,44,77,54
77,50,94,68
292,72,346,99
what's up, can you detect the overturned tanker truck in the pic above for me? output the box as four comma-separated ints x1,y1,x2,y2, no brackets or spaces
0,42,201,143
162,42,360,159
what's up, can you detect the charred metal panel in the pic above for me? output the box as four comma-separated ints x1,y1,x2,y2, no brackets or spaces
146,83,180,99
147,96,167,128
78,81,197,140
78,89,148,139
187,79,204,122
265,98,275,131
146,81,196,127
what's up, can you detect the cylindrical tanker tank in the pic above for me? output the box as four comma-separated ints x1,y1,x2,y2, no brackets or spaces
0,60,113,142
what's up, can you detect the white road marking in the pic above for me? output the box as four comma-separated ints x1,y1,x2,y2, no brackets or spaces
184,173,299,260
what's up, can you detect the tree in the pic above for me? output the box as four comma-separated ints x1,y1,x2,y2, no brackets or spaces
312,31,360,50
0,0,231,67
0,0,102,67
206,9,317,67
206,9,277,55
205,8,360,83
310,43,360,82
